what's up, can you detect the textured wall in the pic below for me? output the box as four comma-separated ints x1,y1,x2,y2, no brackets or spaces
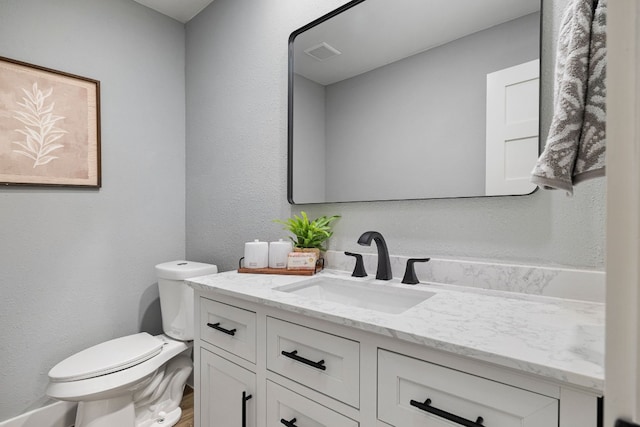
0,0,186,421
185,0,349,270
186,0,605,272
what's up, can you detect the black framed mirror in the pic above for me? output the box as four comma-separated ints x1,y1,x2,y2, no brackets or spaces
288,0,542,204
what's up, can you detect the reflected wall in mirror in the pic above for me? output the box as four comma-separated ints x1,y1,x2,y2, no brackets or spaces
288,0,542,204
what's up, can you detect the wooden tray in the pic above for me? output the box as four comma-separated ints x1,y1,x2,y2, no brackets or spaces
237,257,324,276
237,267,318,276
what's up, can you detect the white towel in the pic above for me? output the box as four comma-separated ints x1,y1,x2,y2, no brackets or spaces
531,0,607,195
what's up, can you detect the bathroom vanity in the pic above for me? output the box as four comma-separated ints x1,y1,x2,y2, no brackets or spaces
188,268,604,427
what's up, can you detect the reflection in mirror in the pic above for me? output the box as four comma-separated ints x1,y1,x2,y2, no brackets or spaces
288,0,541,204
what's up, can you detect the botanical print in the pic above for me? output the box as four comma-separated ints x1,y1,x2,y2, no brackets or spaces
0,56,100,187
12,82,67,168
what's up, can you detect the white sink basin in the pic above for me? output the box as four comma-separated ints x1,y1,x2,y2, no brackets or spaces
275,277,434,314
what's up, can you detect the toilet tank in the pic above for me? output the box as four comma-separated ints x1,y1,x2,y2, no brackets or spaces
155,260,218,341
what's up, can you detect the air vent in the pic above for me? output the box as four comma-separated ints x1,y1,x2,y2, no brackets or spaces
304,42,341,61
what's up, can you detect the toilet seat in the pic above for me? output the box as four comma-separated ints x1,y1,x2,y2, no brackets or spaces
47,334,190,402
49,333,164,382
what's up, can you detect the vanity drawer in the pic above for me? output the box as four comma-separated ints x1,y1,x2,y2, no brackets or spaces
378,349,558,427
200,297,256,363
266,317,360,408
266,380,358,427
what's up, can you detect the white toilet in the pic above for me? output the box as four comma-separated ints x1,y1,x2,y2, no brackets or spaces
46,260,218,427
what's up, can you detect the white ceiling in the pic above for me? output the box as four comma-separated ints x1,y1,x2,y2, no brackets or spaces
133,0,215,23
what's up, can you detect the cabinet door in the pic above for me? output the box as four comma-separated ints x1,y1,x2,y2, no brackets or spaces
266,381,358,427
200,348,256,427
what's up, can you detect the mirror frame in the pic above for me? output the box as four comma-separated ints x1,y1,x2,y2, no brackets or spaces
287,0,542,204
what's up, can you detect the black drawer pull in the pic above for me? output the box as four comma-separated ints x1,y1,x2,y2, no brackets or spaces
242,391,252,427
207,322,237,336
281,350,326,371
410,398,485,427
280,417,298,427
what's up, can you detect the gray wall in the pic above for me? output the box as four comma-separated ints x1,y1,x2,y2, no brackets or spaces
185,0,347,268
0,0,186,421
186,0,605,272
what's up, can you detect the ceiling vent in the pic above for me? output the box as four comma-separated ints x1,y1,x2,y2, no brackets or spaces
304,42,342,61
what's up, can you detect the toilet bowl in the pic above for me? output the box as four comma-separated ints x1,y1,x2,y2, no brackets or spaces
46,260,217,427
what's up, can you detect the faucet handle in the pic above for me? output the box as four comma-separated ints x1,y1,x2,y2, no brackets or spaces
344,251,367,277
402,258,430,285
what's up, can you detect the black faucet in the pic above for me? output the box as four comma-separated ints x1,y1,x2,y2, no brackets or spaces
357,231,392,280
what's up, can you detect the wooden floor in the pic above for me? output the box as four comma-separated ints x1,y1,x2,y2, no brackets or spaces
176,386,194,427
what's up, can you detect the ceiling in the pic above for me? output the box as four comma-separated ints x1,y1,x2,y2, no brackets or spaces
133,0,215,23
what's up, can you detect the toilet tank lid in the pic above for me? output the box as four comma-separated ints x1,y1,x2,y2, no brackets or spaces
48,333,164,382
155,260,218,280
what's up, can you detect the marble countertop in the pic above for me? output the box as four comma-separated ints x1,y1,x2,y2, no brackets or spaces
187,269,604,392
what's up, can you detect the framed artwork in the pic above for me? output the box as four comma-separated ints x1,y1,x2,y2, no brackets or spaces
0,56,101,187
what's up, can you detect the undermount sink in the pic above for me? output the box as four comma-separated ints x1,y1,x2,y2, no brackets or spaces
275,276,434,314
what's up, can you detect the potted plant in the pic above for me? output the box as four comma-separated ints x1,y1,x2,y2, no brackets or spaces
274,211,340,259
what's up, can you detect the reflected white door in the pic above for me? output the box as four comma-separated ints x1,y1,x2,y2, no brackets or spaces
485,59,539,196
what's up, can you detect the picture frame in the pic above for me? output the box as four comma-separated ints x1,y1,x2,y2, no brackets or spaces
0,56,101,187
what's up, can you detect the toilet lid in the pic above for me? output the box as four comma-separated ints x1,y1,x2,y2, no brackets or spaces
49,333,164,382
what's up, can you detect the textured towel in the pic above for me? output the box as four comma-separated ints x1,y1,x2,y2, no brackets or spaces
531,0,607,195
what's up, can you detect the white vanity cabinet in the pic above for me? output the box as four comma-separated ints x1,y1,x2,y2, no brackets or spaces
193,289,601,427
195,294,361,427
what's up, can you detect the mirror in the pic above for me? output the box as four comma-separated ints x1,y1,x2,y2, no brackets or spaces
288,0,541,204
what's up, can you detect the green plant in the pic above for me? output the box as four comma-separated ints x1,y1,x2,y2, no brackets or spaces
274,211,340,251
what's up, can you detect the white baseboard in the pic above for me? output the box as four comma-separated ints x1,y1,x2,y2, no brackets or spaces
0,401,76,427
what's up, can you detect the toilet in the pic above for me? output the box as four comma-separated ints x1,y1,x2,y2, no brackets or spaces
46,260,218,427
